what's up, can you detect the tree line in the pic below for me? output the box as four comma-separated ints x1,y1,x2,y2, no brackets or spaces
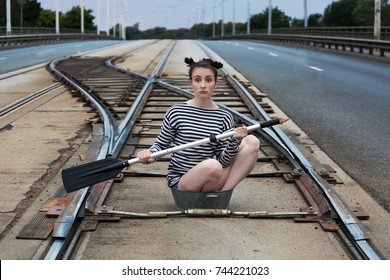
0,0,95,31
1,0,389,39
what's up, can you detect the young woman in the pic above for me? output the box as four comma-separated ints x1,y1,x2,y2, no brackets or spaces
137,57,260,192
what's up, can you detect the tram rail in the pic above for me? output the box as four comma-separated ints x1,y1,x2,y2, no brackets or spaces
0,83,62,118
25,40,382,260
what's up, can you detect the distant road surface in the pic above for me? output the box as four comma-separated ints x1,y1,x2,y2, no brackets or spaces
0,40,123,74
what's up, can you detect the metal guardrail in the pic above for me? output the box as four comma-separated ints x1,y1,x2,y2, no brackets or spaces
0,33,121,49
212,33,390,58
2,28,389,59
0,27,100,36
252,26,390,41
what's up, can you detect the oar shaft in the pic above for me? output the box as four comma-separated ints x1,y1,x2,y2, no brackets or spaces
127,118,280,165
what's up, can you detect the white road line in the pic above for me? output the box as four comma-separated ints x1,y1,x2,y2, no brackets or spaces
0,57,7,60
74,44,82,48
247,47,254,50
39,48,55,53
268,52,278,57
307,65,323,72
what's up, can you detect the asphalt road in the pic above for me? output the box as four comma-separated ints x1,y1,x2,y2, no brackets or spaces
0,40,123,74
203,40,390,211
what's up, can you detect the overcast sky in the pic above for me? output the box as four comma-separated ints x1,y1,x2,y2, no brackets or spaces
37,0,336,31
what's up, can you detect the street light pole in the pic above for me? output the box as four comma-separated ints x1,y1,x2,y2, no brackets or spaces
247,0,250,35
212,0,216,38
221,0,224,36
20,0,24,34
106,0,110,35
232,0,236,35
81,0,85,34
113,0,116,37
97,0,101,35
56,0,60,34
374,0,381,40
304,0,308,28
268,0,272,35
6,0,11,35
202,2,205,39
120,1,127,40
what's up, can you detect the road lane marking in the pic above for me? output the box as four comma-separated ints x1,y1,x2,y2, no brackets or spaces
247,47,254,50
307,65,323,72
0,57,7,60
268,52,278,57
38,48,55,54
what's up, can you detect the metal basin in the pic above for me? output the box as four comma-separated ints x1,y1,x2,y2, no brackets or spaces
171,188,233,210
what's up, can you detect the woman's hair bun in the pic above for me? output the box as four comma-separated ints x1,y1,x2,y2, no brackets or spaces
201,58,223,69
184,57,195,66
212,60,223,69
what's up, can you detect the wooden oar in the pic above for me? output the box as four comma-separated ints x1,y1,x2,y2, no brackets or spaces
62,118,282,192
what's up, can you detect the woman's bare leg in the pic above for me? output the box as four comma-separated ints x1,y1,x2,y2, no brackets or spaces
220,135,260,190
178,135,260,192
178,159,223,192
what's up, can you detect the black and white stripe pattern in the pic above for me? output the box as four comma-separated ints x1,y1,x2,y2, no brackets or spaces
149,102,241,187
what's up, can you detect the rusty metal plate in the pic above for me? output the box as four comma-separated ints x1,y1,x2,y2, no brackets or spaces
46,206,65,218
350,207,370,220
80,219,98,232
40,197,68,212
16,212,56,240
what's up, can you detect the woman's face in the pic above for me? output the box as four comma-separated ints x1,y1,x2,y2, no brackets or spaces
190,67,217,99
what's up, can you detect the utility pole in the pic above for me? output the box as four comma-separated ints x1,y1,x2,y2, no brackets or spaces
247,0,250,35
120,1,127,40
304,0,308,28
19,0,25,34
221,0,225,36
374,0,381,40
106,0,110,35
81,0,85,34
268,0,272,35
232,0,236,35
212,0,216,38
97,0,101,35
56,0,60,34
113,0,116,37
6,0,11,35
198,1,205,39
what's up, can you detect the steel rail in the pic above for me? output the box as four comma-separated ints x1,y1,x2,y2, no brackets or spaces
196,41,380,260
107,41,177,157
44,58,118,260
0,83,62,117
43,42,177,259
49,57,116,158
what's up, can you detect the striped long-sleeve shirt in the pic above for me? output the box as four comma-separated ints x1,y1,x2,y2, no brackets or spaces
149,102,241,188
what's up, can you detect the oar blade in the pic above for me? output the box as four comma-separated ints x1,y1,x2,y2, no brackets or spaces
62,158,127,193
